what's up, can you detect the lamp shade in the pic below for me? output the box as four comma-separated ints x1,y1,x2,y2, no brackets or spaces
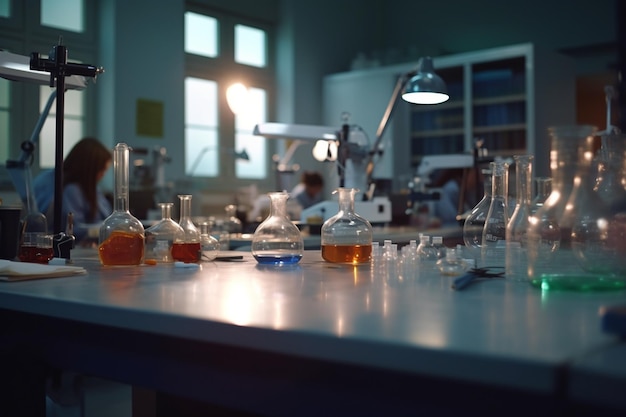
401,57,449,105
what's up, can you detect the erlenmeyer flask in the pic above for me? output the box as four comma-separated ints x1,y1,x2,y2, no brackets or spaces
251,192,303,265
172,194,202,263
98,143,145,266
462,168,491,257
481,161,509,267
321,188,373,264
144,202,184,263
530,177,552,214
505,155,533,281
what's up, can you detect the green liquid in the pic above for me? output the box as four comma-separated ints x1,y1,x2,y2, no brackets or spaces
531,274,626,292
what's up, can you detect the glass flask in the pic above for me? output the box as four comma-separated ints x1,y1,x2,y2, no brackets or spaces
530,177,552,215
19,165,49,263
99,143,145,266
505,155,533,281
526,126,626,290
171,194,202,263
481,161,509,267
144,202,184,263
224,204,242,235
200,222,220,261
462,168,492,257
251,192,303,265
321,188,373,264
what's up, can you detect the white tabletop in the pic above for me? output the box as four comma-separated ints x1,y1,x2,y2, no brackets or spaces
0,249,624,397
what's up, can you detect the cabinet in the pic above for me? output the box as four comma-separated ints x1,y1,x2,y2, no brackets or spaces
323,43,576,182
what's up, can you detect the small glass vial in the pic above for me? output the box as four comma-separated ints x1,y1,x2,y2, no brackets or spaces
144,202,184,263
432,236,446,259
171,194,201,263
436,248,468,276
200,222,220,261
417,235,438,262
99,143,145,266
321,188,373,264
251,192,304,265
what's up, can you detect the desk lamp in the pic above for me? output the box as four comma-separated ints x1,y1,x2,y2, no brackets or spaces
364,56,448,200
1,41,103,257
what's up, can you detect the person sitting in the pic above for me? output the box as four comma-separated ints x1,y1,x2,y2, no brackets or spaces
291,171,324,209
33,137,113,243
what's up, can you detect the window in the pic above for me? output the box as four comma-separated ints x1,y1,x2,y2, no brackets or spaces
0,0,94,184
184,7,273,187
41,0,84,32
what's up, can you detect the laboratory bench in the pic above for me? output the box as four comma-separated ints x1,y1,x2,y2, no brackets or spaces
0,249,625,416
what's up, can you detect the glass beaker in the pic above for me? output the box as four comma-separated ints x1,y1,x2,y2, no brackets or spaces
481,161,509,267
171,194,202,263
251,192,303,265
505,155,533,281
144,202,184,263
462,168,491,257
526,126,626,290
321,188,373,264
99,143,145,266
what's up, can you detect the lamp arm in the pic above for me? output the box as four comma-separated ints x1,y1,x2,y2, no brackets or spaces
19,89,57,163
363,71,414,200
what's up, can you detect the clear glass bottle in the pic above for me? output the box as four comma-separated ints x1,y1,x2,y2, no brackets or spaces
530,177,552,214
463,168,492,257
252,192,303,265
432,236,446,259
98,143,145,266
505,155,533,281
416,234,438,263
526,126,626,291
199,222,220,261
172,194,202,263
144,202,184,263
321,188,373,264
224,204,242,235
481,161,509,267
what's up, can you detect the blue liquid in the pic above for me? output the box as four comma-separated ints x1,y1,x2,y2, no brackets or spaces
254,254,302,265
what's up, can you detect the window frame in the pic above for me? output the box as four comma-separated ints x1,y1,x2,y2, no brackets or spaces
184,4,276,192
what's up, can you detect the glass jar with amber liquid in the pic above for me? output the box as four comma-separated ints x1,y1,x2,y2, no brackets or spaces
171,194,201,263
321,188,373,264
99,143,145,266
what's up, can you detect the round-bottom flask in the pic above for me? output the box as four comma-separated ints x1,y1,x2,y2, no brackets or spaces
99,143,145,266
251,192,303,265
172,194,201,263
145,202,184,263
321,188,373,264
200,222,220,261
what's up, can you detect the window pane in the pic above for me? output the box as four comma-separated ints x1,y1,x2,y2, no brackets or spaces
185,77,217,126
0,78,9,107
185,12,218,58
41,0,84,32
0,0,10,18
39,87,84,168
235,24,266,68
236,87,266,178
186,127,218,177
39,118,83,168
185,77,219,177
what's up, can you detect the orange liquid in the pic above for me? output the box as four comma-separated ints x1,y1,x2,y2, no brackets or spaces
171,242,201,263
321,244,372,264
18,245,53,264
98,231,144,266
